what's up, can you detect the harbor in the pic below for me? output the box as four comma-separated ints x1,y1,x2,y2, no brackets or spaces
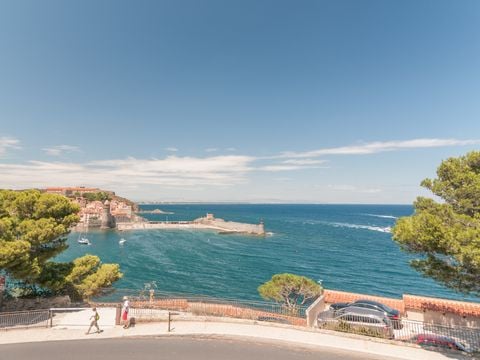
50,186,267,236
117,213,266,236
61,203,474,303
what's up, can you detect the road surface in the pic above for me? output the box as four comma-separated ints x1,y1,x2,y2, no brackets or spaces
1,335,400,360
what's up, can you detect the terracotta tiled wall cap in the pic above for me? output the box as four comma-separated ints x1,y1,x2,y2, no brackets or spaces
323,290,405,313
403,294,480,317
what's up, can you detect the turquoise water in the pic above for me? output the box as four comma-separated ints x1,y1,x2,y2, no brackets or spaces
58,204,478,302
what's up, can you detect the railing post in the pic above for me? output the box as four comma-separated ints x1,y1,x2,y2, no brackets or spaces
115,304,121,325
168,311,171,332
49,309,53,328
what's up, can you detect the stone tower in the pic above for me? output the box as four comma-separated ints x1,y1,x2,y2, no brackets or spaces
100,200,116,229
258,219,265,235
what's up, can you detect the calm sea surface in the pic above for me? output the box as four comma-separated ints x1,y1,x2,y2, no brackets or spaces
58,204,478,302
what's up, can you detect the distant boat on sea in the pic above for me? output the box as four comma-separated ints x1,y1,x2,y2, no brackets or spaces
78,237,91,245
77,231,91,245
119,238,126,245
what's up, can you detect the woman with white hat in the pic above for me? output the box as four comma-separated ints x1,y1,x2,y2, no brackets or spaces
121,296,130,329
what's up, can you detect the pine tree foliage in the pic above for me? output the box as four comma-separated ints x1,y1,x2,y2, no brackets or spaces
0,189,122,299
392,151,480,296
258,273,322,310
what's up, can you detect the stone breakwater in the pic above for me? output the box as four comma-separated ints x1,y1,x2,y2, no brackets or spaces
117,214,265,236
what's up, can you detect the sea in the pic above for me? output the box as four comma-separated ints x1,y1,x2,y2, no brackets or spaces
58,204,478,303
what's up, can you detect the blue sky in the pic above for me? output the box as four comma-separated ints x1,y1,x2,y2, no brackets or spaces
0,0,479,203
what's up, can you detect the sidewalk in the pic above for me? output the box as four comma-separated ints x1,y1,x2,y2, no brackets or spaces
0,311,466,360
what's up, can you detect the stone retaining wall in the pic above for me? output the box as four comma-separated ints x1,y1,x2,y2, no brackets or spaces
1,296,71,312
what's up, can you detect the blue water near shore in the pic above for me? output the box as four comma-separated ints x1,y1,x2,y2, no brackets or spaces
58,204,478,302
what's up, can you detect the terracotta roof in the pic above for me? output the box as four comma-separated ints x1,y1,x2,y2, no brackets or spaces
323,290,480,317
324,289,405,313
403,294,480,317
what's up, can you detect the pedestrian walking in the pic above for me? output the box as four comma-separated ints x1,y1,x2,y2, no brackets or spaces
85,307,101,335
121,296,130,328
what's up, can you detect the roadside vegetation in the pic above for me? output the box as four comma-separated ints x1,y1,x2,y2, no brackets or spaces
0,189,122,300
393,151,480,296
258,273,322,314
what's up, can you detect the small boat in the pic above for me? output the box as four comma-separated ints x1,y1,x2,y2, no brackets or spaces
78,237,91,245
119,238,126,245
77,229,91,245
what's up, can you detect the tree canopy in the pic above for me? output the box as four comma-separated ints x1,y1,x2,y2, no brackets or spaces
0,189,122,300
83,192,111,202
392,151,480,296
258,273,322,311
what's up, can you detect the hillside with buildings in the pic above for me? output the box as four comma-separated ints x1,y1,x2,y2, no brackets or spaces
43,187,265,235
44,187,142,229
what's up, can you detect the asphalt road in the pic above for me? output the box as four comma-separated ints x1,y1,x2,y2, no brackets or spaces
1,336,400,360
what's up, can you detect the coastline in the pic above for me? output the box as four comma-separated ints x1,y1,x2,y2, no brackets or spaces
64,204,478,304
115,212,266,236
117,220,265,236
118,222,230,232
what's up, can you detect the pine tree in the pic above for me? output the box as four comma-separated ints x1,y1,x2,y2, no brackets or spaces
0,190,122,299
392,151,480,296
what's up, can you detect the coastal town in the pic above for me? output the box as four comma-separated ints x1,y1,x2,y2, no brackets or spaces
1,1,479,359
44,186,266,235
2,173,479,357
44,186,139,227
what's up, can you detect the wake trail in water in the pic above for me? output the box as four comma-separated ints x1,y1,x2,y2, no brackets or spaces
363,214,397,219
329,222,392,233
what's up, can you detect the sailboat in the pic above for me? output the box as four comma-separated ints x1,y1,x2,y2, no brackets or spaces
119,238,126,245
77,215,91,245
78,230,91,245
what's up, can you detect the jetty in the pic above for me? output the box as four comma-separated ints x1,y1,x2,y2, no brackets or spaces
117,213,265,236
136,208,174,215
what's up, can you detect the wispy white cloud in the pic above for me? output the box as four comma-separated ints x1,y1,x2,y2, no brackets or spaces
0,137,477,198
282,159,328,165
327,184,382,193
0,137,21,155
273,177,292,182
260,164,307,172
328,184,356,191
205,148,218,153
226,147,236,152
279,138,480,159
165,147,178,152
42,145,80,156
0,155,255,190
260,158,328,172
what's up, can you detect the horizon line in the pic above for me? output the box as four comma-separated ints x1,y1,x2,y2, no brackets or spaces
135,201,413,206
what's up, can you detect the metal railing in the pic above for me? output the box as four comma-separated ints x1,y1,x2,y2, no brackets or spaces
399,320,480,352
317,312,395,339
126,294,308,327
129,307,169,322
317,310,480,353
48,307,92,328
2,293,478,354
0,309,51,330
